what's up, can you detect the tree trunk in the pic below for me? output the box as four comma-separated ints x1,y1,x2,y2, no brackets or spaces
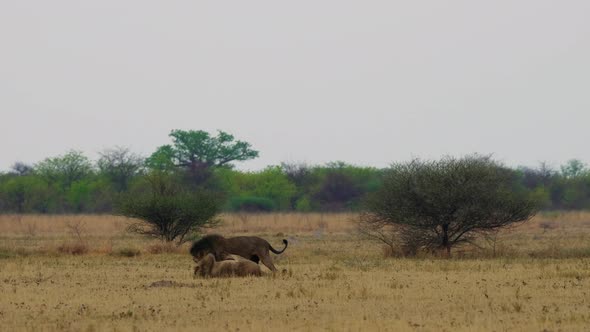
442,224,451,257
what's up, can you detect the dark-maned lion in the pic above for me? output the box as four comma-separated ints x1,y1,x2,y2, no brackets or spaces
190,235,288,272
194,253,262,278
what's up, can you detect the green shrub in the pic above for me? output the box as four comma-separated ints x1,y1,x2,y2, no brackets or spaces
361,155,540,256
116,172,221,244
229,196,276,212
295,196,312,212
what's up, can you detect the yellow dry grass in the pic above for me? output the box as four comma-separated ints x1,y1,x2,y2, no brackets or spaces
1,212,590,331
0,212,357,237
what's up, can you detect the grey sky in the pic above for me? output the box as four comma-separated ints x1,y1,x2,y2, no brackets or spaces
1,1,589,171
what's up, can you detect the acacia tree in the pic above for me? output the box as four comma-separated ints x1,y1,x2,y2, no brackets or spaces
359,155,539,256
146,130,259,185
116,172,221,244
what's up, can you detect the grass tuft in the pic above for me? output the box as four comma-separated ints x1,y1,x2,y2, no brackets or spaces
115,247,141,257
146,242,182,254
56,242,89,255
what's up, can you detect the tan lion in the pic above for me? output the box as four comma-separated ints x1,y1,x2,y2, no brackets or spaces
194,253,262,278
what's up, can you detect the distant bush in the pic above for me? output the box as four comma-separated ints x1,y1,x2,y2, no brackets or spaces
314,172,361,211
294,196,312,212
116,172,221,244
146,242,182,254
229,196,275,212
360,155,540,256
115,248,141,257
217,166,297,210
57,242,89,255
3,143,590,214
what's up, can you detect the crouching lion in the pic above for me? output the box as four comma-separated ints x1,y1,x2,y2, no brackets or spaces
194,253,262,278
190,235,288,272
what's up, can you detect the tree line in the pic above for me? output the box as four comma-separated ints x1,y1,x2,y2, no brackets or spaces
1,129,589,214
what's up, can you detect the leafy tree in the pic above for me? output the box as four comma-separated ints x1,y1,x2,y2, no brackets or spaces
294,196,312,212
229,196,276,212
359,155,539,256
146,130,259,185
517,163,556,189
35,150,93,190
145,145,176,172
548,161,590,209
66,180,93,212
281,162,313,187
312,162,381,211
314,171,360,210
217,166,296,211
245,166,296,210
97,146,144,191
560,159,588,179
116,172,221,244
561,183,590,209
63,178,112,213
281,162,318,209
530,187,552,210
0,176,54,213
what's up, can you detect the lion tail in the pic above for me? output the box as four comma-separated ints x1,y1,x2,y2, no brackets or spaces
269,239,288,254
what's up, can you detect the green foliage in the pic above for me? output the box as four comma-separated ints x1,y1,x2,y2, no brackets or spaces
66,178,113,213
213,167,241,194
246,167,296,210
560,159,588,179
66,180,93,212
35,150,93,190
295,196,312,212
361,155,540,256
229,196,276,212
146,129,258,169
1,141,590,214
116,172,221,244
530,187,551,210
217,166,296,211
0,175,54,212
307,162,382,211
144,145,176,172
145,129,259,187
561,180,590,209
174,129,258,166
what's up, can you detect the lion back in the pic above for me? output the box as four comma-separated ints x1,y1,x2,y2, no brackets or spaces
214,260,240,277
211,260,261,277
225,236,269,256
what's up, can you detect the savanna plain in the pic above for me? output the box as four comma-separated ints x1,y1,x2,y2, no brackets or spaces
1,212,590,331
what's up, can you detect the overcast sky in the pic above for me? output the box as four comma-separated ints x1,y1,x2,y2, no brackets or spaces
1,1,589,172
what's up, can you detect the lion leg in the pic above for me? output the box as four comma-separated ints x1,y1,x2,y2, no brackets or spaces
260,254,278,272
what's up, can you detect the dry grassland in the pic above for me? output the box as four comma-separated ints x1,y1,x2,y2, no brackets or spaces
1,212,590,331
